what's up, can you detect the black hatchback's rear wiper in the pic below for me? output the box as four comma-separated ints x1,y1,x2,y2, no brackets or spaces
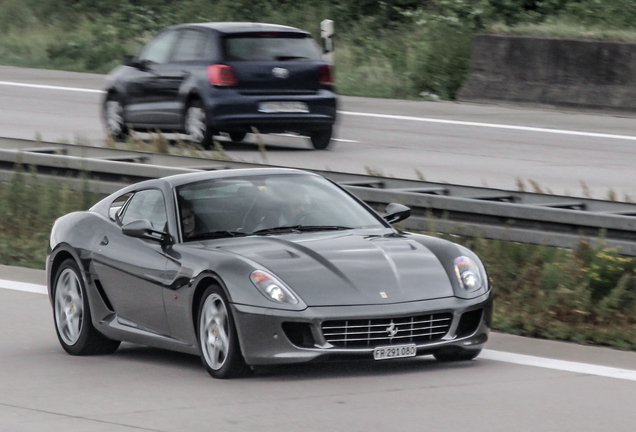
252,225,352,235
275,55,309,61
188,231,247,240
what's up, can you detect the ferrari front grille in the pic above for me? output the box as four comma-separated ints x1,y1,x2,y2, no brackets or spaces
321,313,453,348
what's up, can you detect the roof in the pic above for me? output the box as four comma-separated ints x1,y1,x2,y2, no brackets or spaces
163,167,315,187
169,22,309,36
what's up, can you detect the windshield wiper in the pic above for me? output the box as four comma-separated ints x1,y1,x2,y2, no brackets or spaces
188,231,247,240
252,225,352,235
294,226,353,232
252,226,302,235
275,55,309,61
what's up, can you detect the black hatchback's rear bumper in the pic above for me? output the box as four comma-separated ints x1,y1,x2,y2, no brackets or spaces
203,88,337,134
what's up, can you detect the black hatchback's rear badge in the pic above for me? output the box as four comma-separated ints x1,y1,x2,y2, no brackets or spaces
272,67,289,78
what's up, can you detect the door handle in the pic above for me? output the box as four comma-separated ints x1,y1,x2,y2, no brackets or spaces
100,236,109,246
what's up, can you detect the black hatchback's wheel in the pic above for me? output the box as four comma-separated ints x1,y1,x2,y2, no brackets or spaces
53,259,120,356
103,94,129,141
229,131,247,142
434,348,481,362
185,100,214,149
197,285,250,379
309,126,332,150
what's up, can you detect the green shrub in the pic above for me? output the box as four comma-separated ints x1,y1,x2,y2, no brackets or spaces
0,166,98,268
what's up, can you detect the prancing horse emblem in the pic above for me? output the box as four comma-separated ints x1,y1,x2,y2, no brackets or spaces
272,67,289,78
386,321,398,338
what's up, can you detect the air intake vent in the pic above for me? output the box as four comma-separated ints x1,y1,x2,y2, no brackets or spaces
322,313,452,348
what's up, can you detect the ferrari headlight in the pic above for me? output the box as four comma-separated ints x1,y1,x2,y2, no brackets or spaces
454,256,483,292
250,270,298,304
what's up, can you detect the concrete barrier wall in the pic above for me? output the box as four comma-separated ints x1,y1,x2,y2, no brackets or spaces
457,34,636,111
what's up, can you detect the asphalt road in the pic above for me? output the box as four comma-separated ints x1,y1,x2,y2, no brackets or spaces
2,66,636,431
1,265,635,432
2,65,636,199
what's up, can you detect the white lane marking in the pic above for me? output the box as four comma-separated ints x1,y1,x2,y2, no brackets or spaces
3,80,634,143
0,279,47,295
340,110,636,142
273,133,359,143
0,81,104,94
0,278,634,381
481,349,636,382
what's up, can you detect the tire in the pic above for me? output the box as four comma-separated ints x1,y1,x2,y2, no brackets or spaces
434,348,482,362
52,259,121,356
229,132,247,142
197,285,250,379
309,127,332,150
103,94,129,141
184,100,214,149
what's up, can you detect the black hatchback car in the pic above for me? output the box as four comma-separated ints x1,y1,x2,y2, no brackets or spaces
103,22,337,150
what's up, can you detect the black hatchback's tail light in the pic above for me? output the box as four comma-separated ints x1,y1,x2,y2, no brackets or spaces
319,64,334,85
207,64,239,86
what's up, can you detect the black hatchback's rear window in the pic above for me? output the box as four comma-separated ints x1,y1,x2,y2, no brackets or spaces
223,33,322,62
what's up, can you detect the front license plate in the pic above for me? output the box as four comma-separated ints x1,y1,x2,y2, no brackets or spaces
258,101,309,113
373,344,417,361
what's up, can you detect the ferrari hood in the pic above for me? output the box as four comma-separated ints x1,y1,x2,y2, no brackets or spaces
211,231,454,306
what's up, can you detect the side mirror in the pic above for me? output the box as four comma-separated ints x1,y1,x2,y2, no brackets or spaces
382,203,411,224
123,55,150,71
122,219,172,245
122,54,136,67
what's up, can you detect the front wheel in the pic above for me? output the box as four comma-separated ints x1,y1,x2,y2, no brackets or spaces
309,127,332,150
185,100,214,149
53,259,120,355
103,94,129,141
197,285,250,379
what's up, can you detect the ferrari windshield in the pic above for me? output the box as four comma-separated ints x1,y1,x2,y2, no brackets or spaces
175,174,385,241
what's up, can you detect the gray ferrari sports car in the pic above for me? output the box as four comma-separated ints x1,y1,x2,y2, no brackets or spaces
47,168,492,378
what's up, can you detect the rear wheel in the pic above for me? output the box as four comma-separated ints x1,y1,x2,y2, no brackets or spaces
309,127,332,150
197,285,250,379
103,94,129,141
185,100,214,149
53,259,120,355
229,132,247,142
434,349,481,362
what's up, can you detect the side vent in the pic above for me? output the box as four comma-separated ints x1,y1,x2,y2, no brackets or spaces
94,280,114,311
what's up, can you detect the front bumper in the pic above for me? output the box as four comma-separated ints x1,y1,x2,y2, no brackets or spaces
232,291,492,366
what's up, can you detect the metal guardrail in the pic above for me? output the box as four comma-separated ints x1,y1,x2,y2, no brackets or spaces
2,137,636,254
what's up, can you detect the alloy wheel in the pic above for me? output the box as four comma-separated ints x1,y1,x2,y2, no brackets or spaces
54,268,84,346
186,106,207,144
105,100,124,136
199,293,230,370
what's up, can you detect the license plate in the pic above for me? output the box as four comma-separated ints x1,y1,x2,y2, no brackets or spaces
258,101,309,113
373,344,417,360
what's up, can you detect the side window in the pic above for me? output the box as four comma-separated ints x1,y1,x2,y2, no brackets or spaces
120,189,168,231
138,30,179,64
171,30,207,62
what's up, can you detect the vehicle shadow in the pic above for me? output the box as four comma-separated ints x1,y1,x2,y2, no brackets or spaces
112,344,203,372
111,344,481,380
252,357,481,381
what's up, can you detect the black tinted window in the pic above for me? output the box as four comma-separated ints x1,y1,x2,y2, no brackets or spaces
138,30,179,64
223,34,321,62
171,29,207,62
